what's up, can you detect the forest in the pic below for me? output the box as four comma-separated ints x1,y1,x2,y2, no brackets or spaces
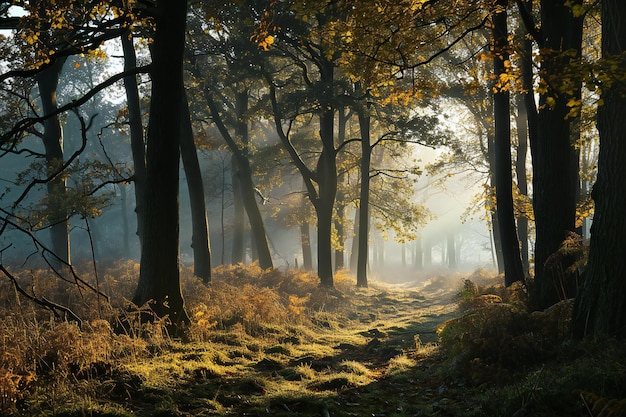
1,0,626,416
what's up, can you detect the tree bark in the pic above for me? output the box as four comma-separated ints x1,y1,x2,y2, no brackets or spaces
132,0,189,327
573,0,626,339
533,0,583,308
314,58,337,287
180,91,212,283
37,57,70,266
492,0,525,287
356,104,371,288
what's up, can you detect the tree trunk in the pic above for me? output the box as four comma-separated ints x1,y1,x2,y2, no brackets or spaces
37,57,70,266
515,95,530,275
489,133,505,273
349,208,359,272
492,0,525,287
205,91,273,269
231,156,245,264
334,107,349,271
415,238,423,270
573,0,626,339
447,231,457,270
356,104,371,287
533,0,583,308
180,91,212,283
315,60,337,287
237,157,273,269
120,184,131,255
121,31,147,251
300,190,313,270
132,0,189,327
334,190,345,271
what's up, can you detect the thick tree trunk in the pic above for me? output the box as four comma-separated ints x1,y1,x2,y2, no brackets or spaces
121,31,146,251
37,57,70,266
132,0,189,327
316,139,337,287
493,0,525,287
314,60,337,287
356,106,371,288
180,91,212,283
533,0,583,308
573,0,626,338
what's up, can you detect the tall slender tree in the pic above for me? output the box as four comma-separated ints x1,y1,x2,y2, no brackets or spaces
492,0,525,286
180,90,212,283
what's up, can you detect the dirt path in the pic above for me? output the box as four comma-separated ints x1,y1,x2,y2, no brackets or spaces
111,280,463,417
212,281,461,416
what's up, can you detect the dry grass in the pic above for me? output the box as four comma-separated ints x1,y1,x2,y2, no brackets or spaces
2,262,625,417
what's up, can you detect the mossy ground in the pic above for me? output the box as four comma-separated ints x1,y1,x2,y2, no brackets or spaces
1,264,625,416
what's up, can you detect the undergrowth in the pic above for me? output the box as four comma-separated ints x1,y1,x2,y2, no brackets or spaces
0,260,358,416
1,262,625,416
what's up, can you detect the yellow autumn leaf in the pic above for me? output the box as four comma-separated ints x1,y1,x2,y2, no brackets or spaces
546,96,556,108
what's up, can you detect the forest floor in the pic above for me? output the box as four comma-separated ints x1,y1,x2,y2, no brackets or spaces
2,264,626,417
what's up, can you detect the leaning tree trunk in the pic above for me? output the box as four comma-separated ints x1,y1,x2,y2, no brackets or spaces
37,57,70,266
132,0,189,327
180,91,212,283
573,0,626,339
492,0,525,286
204,93,273,270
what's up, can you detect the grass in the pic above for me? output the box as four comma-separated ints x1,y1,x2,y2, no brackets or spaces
1,262,626,416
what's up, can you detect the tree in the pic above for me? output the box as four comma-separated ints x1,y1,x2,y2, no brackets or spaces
180,90,212,283
518,0,584,308
121,30,147,251
492,0,525,286
573,0,626,339
36,57,71,266
131,0,190,327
